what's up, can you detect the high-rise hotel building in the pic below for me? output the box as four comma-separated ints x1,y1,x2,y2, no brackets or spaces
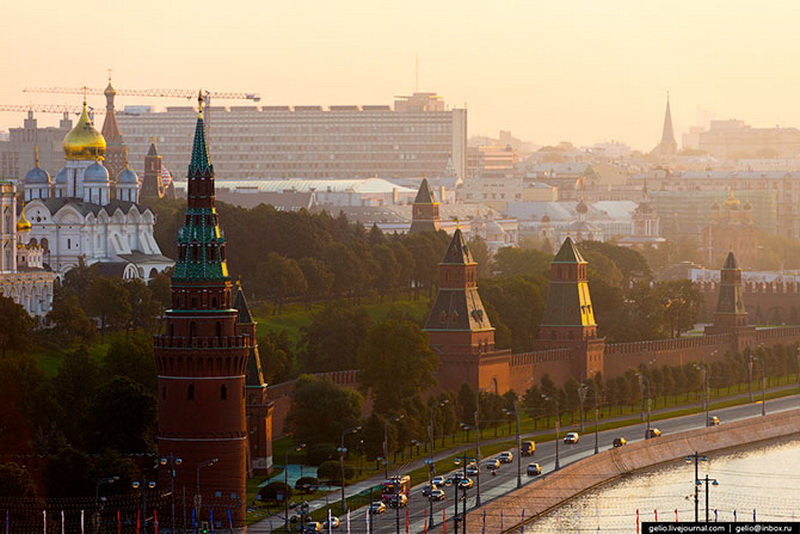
117,93,467,181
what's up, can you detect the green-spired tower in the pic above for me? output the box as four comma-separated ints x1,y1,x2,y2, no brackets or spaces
154,92,249,529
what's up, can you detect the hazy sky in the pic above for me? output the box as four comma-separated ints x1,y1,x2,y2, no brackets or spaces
4,0,800,150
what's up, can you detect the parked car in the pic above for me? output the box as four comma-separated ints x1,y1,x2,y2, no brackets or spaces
369,501,386,515
303,522,322,533
646,428,662,438
520,441,536,456
707,415,720,426
564,432,580,444
422,484,438,497
390,494,408,508
612,437,627,447
484,458,500,470
323,516,340,529
431,476,448,487
526,463,542,476
429,489,446,501
458,477,474,489
466,463,479,476
499,451,514,463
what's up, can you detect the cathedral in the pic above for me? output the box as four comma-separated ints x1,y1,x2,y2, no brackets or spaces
21,87,173,280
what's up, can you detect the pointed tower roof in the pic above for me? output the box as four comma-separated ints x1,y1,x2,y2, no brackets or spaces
722,250,738,270
147,141,159,157
553,235,586,264
442,228,474,264
101,77,123,142
188,91,212,180
414,177,437,204
651,94,678,157
233,282,254,324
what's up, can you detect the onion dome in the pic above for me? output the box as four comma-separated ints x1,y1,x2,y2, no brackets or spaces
63,101,106,160
541,213,551,223
723,190,740,210
25,148,51,185
16,203,31,233
84,160,110,183
118,161,139,184
486,220,505,236
104,79,117,98
711,200,720,211
575,199,588,214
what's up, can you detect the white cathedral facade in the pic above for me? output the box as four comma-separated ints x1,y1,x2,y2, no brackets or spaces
21,101,173,280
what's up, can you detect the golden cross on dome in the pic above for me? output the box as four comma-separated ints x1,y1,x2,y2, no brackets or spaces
107,68,113,83
82,85,88,105
34,145,39,166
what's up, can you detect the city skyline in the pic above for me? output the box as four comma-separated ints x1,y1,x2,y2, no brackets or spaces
4,0,800,150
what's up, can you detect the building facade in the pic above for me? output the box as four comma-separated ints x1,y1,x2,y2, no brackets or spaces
116,93,467,181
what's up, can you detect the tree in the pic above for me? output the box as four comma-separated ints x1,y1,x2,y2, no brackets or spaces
85,277,131,342
286,375,363,445
479,276,546,351
298,257,333,309
258,481,292,503
493,248,551,278
456,383,477,425
87,376,157,453
0,295,35,357
102,335,158,392
46,295,94,343
357,320,439,415
0,462,38,498
256,252,308,315
42,446,95,497
0,354,57,455
259,331,295,384
300,306,373,373
467,236,492,279
122,278,162,333
53,346,102,450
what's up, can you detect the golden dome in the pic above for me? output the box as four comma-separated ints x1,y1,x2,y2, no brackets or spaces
723,189,741,210
16,203,31,233
63,102,106,160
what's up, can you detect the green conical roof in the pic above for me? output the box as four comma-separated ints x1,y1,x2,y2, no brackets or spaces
553,236,586,264
188,110,212,179
722,251,739,270
414,178,437,204
441,228,474,264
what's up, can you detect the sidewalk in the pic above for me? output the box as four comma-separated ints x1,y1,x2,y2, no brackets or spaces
249,383,799,532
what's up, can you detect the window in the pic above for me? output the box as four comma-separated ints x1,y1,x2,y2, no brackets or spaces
187,385,195,401
162,386,166,400
221,384,228,400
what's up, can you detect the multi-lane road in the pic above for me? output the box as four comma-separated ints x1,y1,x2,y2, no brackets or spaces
360,394,800,533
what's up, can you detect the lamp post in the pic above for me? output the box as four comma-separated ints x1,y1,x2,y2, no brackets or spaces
194,458,218,533
694,363,709,424
339,425,362,512
473,407,482,507
284,443,306,532
685,451,708,522
159,455,182,534
584,383,600,455
697,474,719,522
95,475,119,534
756,355,767,416
502,401,522,489
383,415,404,479
577,384,589,432
452,453,472,534
748,351,754,402
541,394,560,471
131,478,157,534
637,373,652,440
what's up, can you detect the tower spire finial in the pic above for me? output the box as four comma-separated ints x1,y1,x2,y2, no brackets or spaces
198,89,205,117
34,145,39,166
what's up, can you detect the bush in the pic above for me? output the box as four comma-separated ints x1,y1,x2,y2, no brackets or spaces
317,461,340,482
294,476,320,493
306,443,336,466
258,481,292,503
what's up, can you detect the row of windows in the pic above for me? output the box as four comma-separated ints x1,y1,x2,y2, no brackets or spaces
162,384,231,401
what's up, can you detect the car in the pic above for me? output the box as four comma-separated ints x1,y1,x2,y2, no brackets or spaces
428,489,446,501
466,463,479,476
707,415,720,426
484,458,500,470
646,428,662,438
431,476,448,487
323,517,340,529
390,494,408,508
446,473,464,486
612,437,627,447
369,502,386,515
564,432,580,444
303,522,322,533
458,477,474,489
520,441,536,456
499,451,514,463
526,463,542,476
421,484,438,497
289,514,303,524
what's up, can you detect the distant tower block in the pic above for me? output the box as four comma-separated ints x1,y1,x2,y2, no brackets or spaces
153,93,248,528
409,178,441,233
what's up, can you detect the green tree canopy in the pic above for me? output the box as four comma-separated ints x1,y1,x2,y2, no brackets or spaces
286,375,363,445
0,295,35,357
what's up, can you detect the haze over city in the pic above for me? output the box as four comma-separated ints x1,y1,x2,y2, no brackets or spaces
5,0,800,148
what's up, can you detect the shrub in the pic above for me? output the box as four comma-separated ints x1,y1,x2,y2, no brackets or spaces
306,442,336,466
294,476,319,493
258,481,292,502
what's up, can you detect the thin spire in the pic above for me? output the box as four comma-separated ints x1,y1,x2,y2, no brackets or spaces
661,93,676,145
34,145,39,166
187,88,214,209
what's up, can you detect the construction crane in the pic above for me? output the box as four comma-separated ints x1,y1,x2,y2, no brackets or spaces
0,103,105,115
23,86,261,105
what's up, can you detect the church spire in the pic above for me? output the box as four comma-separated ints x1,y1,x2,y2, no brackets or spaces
651,94,678,157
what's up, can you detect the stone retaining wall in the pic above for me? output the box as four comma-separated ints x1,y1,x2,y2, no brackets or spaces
464,409,800,534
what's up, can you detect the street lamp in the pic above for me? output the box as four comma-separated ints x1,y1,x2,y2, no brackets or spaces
339,425,362,511
685,451,708,522
541,394,560,470
195,458,218,533
384,415,404,478
637,373,652,440
754,355,767,416
583,382,600,455
502,401,523,489
426,399,448,530
452,453,473,534
95,475,119,534
697,474,719,522
159,455,182,534
694,363,710,424
284,443,306,532
131,478,157,534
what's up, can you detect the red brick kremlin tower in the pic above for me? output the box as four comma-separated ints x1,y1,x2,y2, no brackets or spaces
154,92,249,527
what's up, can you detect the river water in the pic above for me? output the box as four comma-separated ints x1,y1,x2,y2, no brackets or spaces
525,437,800,533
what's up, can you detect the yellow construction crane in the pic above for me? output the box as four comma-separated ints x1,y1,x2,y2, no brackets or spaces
0,103,103,115
23,86,261,106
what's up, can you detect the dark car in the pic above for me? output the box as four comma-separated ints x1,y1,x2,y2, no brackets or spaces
422,484,438,497
612,437,627,447
369,502,386,515
526,463,542,476
707,415,720,426
429,489,446,501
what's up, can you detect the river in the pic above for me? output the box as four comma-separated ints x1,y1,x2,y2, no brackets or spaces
525,437,800,532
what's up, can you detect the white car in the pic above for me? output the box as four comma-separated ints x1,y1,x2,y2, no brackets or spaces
499,451,513,463
564,432,580,444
